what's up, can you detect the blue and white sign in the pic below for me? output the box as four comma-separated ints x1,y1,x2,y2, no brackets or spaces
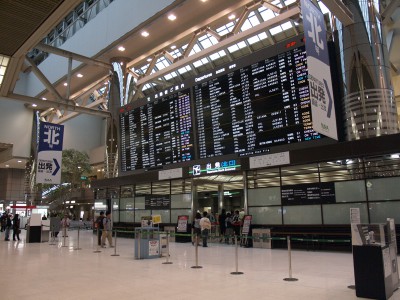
36,122,64,184
301,0,338,140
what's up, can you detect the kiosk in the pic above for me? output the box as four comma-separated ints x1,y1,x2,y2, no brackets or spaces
352,220,399,299
134,227,160,259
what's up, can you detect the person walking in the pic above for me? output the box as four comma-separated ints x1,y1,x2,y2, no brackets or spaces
95,211,105,246
101,211,113,248
12,214,21,241
199,211,211,247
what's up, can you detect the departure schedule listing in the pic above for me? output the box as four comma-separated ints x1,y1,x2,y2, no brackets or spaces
120,89,194,171
195,46,321,159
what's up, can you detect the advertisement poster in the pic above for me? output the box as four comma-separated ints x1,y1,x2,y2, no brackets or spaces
148,240,160,256
242,215,252,235
177,215,189,233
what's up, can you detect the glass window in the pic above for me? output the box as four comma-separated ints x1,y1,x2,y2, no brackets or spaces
120,198,135,210
171,194,191,208
152,181,170,195
135,210,152,223
322,203,368,224
247,168,280,188
178,65,191,75
135,183,151,196
171,209,192,224
227,41,247,53
249,206,282,225
281,164,319,185
112,209,119,223
369,202,400,223
135,197,145,209
367,177,400,201
283,205,322,224
119,210,134,223
248,187,281,205
334,180,366,202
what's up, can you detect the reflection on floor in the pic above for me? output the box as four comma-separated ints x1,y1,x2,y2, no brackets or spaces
1,229,399,300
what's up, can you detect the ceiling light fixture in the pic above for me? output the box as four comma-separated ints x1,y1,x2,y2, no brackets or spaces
141,31,149,37
17,160,22,163
77,73,83,78
118,46,126,51
171,45,176,49
42,97,47,100
63,82,68,86
32,104,37,107
228,14,236,20
5,164,9,167
168,14,176,21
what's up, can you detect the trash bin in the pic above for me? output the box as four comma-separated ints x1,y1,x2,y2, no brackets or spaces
134,227,161,259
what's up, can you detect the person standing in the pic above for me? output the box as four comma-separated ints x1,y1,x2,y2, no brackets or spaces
218,209,227,243
12,214,21,241
4,214,12,241
60,214,70,237
192,212,201,246
199,211,211,247
95,211,105,246
101,211,113,248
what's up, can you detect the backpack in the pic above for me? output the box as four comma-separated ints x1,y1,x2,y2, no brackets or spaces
96,216,104,229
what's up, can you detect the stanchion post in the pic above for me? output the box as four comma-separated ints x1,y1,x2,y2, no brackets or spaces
162,231,172,264
136,231,141,259
191,235,202,269
111,229,120,257
74,226,82,250
93,227,101,253
231,235,244,275
283,235,298,281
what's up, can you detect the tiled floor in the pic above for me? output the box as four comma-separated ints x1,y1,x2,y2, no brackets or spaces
1,228,399,300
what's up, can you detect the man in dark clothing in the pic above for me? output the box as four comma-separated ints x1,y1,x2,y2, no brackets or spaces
4,214,12,241
95,211,105,246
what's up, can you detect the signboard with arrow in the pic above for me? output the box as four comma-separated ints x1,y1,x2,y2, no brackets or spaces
36,122,64,184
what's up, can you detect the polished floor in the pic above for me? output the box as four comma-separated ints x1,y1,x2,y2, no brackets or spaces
1,228,400,300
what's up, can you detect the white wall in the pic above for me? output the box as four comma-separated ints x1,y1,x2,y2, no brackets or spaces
62,114,106,153
0,97,33,158
15,0,175,97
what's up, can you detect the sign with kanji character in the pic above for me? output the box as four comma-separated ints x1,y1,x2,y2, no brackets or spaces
36,122,64,184
301,0,338,140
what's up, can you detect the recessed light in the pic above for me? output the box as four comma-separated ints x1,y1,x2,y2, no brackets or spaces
141,31,149,37
77,73,83,78
17,160,22,163
147,58,152,62
168,14,176,21
118,46,125,51
42,97,47,100
63,82,68,86
228,14,236,20
32,103,37,107
170,45,176,49
5,164,9,168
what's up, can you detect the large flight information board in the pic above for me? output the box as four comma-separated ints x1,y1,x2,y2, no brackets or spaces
194,45,321,158
120,89,194,171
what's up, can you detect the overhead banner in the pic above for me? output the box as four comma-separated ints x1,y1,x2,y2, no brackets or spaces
301,0,338,140
36,122,64,184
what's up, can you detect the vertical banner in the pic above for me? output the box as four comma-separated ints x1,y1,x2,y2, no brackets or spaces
301,0,338,140
36,122,64,184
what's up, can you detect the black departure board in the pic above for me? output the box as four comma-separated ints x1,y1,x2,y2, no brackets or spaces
281,182,336,205
194,46,321,158
120,89,194,171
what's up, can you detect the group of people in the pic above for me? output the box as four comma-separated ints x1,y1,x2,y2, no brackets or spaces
0,212,21,241
95,211,113,248
192,208,245,247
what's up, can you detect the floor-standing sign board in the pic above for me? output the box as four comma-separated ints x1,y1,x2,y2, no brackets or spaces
301,0,338,140
36,122,64,184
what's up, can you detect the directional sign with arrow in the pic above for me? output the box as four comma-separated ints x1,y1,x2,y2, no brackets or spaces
36,122,64,184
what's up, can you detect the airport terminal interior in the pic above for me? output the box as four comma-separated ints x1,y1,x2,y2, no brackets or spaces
1,0,400,299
